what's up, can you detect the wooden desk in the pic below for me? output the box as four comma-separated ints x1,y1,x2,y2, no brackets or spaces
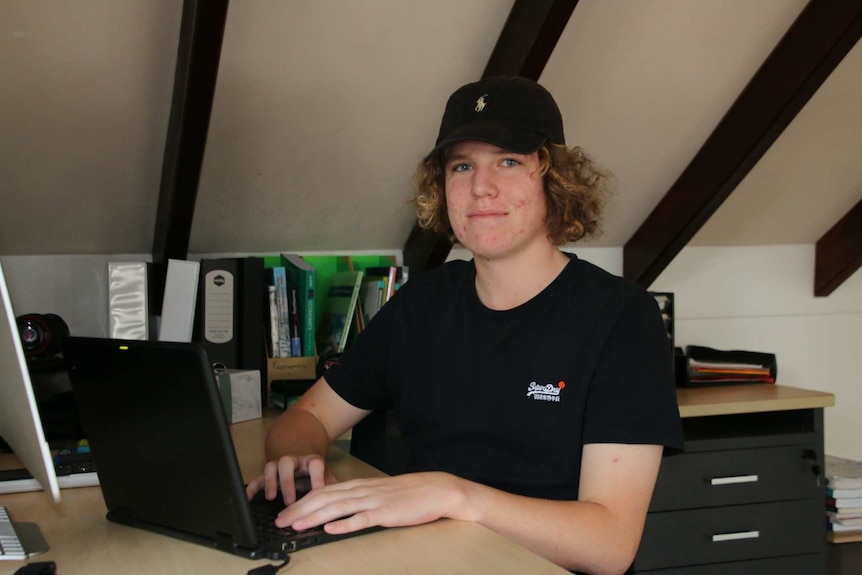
0,415,568,575
676,383,835,418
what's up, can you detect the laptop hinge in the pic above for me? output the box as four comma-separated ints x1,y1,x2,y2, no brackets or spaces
111,507,134,524
215,531,236,552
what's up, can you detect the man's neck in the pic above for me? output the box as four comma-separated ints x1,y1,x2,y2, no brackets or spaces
473,246,570,311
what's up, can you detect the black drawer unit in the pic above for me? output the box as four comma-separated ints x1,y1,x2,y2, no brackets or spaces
633,407,828,573
634,553,823,575
650,444,822,511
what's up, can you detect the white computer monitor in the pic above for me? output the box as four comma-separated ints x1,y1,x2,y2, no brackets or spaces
0,259,60,502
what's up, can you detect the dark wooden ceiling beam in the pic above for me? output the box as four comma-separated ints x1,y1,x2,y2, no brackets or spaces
482,0,580,81
815,198,862,297
150,0,229,310
623,0,862,288
403,0,580,274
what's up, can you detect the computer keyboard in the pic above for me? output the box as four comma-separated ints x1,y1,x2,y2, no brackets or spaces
0,506,26,560
0,470,99,494
0,447,100,495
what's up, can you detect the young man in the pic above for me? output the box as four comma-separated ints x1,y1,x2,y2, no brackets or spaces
247,77,683,575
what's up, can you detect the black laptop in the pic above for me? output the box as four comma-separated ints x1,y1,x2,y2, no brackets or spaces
62,336,370,560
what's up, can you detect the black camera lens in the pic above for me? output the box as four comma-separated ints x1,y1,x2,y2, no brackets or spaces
16,314,69,359
21,322,42,348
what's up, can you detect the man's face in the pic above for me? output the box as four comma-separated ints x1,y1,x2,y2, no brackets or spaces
444,140,549,261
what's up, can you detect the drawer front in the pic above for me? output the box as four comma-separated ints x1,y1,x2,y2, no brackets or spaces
633,499,824,571
651,444,821,511
634,553,824,575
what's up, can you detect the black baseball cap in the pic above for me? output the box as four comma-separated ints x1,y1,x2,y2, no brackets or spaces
428,76,565,158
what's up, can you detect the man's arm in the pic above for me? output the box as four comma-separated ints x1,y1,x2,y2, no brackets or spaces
247,377,370,503
460,442,662,574
277,442,662,575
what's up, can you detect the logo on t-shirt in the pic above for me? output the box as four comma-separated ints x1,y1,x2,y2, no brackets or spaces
526,381,565,403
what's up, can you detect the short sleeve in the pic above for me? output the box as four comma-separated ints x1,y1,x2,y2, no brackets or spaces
582,289,683,452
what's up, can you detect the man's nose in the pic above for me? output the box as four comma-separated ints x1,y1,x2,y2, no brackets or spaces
471,166,498,198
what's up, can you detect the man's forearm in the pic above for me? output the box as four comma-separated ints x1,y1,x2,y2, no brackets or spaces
444,443,662,574
264,378,369,462
264,405,332,461
452,478,641,574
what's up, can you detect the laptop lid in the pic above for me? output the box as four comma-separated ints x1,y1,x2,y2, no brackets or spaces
62,336,264,557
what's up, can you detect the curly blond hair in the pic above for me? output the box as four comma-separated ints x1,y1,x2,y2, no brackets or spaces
413,143,612,245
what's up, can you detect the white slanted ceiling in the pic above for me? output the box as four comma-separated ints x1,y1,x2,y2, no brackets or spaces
1,0,860,291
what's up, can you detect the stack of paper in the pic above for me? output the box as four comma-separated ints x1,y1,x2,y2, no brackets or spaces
683,345,776,386
825,454,862,534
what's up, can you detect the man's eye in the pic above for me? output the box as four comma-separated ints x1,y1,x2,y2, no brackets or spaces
501,158,520,167
451,163,471,173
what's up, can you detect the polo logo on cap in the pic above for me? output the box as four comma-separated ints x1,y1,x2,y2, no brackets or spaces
475,94,488,112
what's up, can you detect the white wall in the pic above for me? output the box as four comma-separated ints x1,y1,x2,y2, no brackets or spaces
5,245,861,459
652,245,862,462
0,254,152,339
450,244,862,461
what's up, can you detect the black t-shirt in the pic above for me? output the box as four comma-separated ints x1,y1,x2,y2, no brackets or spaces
325,254,683,500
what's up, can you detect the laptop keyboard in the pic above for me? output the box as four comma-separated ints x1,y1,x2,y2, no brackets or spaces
249,493,323,542
0,507,26,560
250,499,300,539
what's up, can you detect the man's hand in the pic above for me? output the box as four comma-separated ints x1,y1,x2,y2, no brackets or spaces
245,453,340,505
274,472,466,533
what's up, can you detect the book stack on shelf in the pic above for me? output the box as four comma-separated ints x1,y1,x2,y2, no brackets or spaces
826,454,862,541
111,253,406,411
316,270,365,358
360,266,408,324
264,253,317,363
263,254,319,409
267,254,408,410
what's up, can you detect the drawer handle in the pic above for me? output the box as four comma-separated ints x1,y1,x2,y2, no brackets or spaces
712,530,760,543
710,474,758,486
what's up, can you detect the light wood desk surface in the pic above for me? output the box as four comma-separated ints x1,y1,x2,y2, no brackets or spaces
676,383,835,418
0,414,569,575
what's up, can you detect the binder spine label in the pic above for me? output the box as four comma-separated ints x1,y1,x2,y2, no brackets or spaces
203,270,234,344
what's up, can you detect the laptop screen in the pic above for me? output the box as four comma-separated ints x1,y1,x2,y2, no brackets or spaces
63,337,259,551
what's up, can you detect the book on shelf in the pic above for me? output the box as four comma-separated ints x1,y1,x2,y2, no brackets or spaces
365,266,398,302
360,278,386,324
827,509,862,523
288,285,302,358
825,454,862,490
195,258,240,368
301,254,356,334
302,254,403,329
363,265,408,301
266,284,279,359
828,520,862,532
827,496,862,510
268,266,292,359
827,487,862,500
239,256,266,379
281,253,316,357
317,270,364,356
360,265,409,321
353,294,366,333
107,261,151,340
194,257,265,380
158,259,200,343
